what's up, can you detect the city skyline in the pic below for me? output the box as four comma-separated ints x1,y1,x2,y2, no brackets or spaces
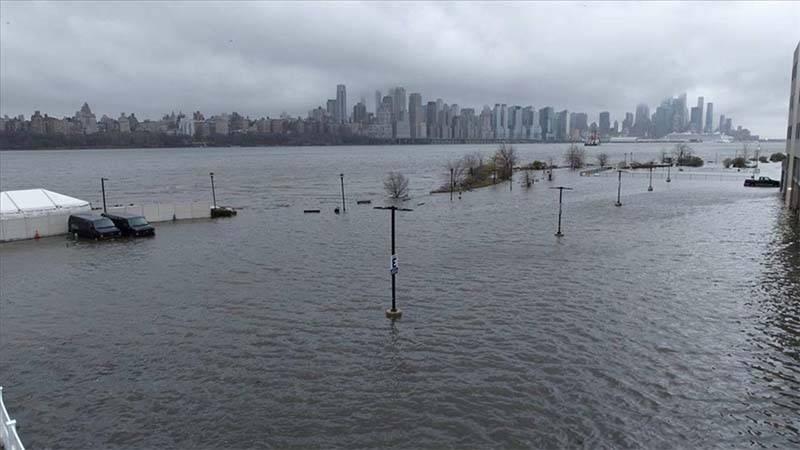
1,1,798,138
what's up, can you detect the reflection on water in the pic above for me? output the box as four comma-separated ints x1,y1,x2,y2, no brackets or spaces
0,143,798,448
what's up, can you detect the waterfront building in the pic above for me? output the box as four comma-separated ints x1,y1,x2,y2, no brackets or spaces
719,114,726,133
426,101,438,139
374,90,382,114
118,113,130,133
782,41,800,209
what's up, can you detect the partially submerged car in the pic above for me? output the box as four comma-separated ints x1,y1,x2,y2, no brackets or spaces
744,177,780,188
102,212,155,237
68,214,121,240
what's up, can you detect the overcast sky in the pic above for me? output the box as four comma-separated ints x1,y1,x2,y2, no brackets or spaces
1,1,798,137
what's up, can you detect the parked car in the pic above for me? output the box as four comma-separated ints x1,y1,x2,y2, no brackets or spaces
102,212,155,237
744,176,780,188
68,214,121,240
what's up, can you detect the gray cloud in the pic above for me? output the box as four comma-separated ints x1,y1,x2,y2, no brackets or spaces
1,1,798,137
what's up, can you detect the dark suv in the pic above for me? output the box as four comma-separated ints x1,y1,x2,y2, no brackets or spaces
102,212,155,237
68,214,121,240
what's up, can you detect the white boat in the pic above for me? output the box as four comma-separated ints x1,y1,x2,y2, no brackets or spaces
0,387,25,450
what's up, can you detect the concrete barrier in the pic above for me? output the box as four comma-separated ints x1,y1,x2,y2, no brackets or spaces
2,202,214,242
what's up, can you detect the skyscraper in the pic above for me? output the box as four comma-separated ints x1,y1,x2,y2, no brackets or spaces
633,103,650,137
555,109,569,141
719,114,726,133
390,87,406,122
335,84,347,124
704,102,714,134
408,93,424,140
690,107,701,133
696,96,704,133
539,107,555,140
375,90,382,114
352,102,367,124
599,111,610,138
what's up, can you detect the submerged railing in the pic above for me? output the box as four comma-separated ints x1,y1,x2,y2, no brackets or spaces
0,387,25,450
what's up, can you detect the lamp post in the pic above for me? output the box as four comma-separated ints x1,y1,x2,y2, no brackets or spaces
340,173,346,212
209,172,217,208
666,164,671,183
615,170,623,207
450,167,454,201
100,177,109,213
647,166,654,191
374,205,413,319
549,186,573,237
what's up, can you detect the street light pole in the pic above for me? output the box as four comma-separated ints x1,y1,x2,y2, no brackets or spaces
100,177,108,213
374,205,413,319
648,167,654,192
615,170,623,207
340,173,346,212
549,186,573,237
209,172,217,208
666,164,671,183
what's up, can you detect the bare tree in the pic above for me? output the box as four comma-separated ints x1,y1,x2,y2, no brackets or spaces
673,143,693,163
494,144,518,179
384,172,409,199
596,152,609,168
564,144,586,169
444,158,467,189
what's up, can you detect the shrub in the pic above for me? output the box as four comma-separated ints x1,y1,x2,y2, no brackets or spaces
769,152,786,162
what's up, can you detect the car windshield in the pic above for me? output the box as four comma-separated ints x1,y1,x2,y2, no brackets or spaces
129,217,149,226
93,218,115,228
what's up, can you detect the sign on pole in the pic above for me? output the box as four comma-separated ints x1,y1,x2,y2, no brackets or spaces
390,254,398,274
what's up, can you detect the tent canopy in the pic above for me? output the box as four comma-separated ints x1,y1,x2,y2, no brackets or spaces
1,189,90,216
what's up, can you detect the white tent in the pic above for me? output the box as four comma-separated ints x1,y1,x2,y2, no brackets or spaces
0,189,91,242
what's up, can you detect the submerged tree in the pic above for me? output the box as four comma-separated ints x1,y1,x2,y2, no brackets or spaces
384,172,410,199
564,144,586,169
596,152,609,168
494,144,518,179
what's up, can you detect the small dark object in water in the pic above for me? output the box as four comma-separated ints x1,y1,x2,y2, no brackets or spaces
356,200,372,205
211,207,237,218
334,207,340,214
303,209,321,214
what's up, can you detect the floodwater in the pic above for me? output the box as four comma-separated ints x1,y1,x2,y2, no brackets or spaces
1,143,798,449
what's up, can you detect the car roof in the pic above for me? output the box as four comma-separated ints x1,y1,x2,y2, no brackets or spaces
103,212,144,219
71,213,106,220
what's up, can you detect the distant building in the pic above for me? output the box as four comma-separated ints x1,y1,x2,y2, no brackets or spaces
30,111,45,134
632,103,650,137
704,102,714,133
74,102,98,134
390,87,406,122
336,84,347,123
695,96,704,133
539,106,555,141
374,90,382,115
408,93,423,140
783,41,799,209
352,101,367,124
599,111,610,138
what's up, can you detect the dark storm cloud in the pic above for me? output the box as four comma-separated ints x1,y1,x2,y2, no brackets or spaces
1,1,798,137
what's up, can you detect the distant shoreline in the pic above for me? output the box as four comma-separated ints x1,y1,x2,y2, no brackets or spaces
0,138,781,151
